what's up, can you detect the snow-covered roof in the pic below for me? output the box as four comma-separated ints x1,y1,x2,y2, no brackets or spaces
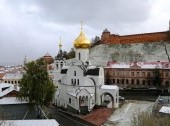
159,106,170,114
101,85,118,90
0,119,59,126
2,72,23,80
0,83,12,88
0,97,28,105
68,92,77,97
107,61,170,69
0,83,19,97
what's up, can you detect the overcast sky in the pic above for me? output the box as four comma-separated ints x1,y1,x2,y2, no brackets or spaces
0,0,170,65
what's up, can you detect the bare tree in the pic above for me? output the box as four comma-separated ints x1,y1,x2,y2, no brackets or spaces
164,42,170,62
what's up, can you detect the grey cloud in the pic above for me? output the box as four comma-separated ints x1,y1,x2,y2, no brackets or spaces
0,0,159,65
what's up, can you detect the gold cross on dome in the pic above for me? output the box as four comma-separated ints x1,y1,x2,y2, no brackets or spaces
81,20,83,31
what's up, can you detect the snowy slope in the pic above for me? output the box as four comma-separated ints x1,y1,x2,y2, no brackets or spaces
89,42,170,66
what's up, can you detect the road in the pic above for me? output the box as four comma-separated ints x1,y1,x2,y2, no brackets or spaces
45,107,96,126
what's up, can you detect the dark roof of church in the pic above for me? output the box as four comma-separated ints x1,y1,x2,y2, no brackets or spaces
60,69,68,74
86,68,100,76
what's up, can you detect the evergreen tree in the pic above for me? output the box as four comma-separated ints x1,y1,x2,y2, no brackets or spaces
19,58,55,106
152,68,162,88
67,48,75,59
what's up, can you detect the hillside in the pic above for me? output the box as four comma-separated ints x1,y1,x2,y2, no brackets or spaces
89,42,170,66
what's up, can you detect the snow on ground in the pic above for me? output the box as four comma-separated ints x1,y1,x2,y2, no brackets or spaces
103,100,154,126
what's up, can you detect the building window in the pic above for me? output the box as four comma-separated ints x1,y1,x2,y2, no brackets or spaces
8,81,10,83
77,79,79,85
113,71,115,76
131,79,134,85
137,79,139,85
137,72,140,76
131,72,134,76
92,99,94,104
142,72,145,77
74,79,76,85
56,64,58,69
165,73,169,77
122,79,124,84
148,80,150,85
5,81,7,83
165,81,169,87
126,79,129,84
142,80,145,85
148,72,150,77
71,79,73,84
74,71,76,76
126,71,129,76
113,79,115,84
117,79,119,84
79,53,81,60
69,98,71,104
61,63,63,68
11,81,13,84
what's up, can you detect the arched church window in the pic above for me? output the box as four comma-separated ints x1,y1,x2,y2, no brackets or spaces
61,62,63,68
77,79,79,85
69,98,71,104
79,53,81,60
71,79,73,84
74,79,76,85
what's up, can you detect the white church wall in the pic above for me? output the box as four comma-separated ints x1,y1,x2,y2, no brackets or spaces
89,96,95,110
75,49,89,63
67,95,78,109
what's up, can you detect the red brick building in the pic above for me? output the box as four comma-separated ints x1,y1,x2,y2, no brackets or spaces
105,61,170,89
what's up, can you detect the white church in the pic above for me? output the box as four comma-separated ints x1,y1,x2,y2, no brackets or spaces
53,26,119,114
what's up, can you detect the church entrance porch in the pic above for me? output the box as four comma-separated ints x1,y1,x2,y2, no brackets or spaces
101,93,114,108
79,96,89,115
99,85,119,108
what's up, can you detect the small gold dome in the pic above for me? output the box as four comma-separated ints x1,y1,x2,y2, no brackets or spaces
73,31,91,49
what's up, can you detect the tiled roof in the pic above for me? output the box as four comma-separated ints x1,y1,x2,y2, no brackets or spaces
0,73,5,79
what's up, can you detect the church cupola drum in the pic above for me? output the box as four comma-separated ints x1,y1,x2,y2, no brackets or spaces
73,23,91,64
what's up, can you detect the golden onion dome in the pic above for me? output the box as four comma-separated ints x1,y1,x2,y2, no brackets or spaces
73,31,91,49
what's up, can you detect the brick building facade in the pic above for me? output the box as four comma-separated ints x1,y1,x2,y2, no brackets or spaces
105,61,170,89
